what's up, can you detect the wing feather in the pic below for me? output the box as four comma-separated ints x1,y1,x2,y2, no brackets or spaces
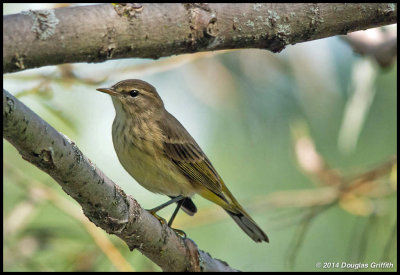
158,112,223,198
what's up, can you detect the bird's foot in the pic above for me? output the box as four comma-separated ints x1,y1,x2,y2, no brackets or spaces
171,228,186,239
147,209,186,238
147,210,167,225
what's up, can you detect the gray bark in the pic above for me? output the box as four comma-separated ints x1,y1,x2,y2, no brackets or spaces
3,3,397,73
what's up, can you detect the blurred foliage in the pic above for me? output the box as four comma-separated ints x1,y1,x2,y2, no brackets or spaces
3,3,397,272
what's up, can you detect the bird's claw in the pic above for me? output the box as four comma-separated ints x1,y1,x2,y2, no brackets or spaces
147,210,167,225
147,209,186,239
172,228,186,239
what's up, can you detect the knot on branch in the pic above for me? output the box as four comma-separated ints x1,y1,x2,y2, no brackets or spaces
378,3,396,16
206,17,218,37
99,26,117,60
4,95,15,118
184,4,219,48
30,148,56,170
112,3,143,18
12,53,27,70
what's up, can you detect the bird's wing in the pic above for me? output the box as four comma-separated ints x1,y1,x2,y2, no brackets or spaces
158,112,223,198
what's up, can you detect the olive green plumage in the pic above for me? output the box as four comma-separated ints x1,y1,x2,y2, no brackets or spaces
96,79,268,243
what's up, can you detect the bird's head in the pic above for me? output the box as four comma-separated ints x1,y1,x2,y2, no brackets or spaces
96,79,164,115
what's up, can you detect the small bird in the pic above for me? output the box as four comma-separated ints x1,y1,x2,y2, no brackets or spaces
96,79,269,243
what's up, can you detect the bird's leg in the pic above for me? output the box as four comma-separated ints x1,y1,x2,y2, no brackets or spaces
168,198,187,239
168,198,184,226
147,195,185,225
148,195,185,213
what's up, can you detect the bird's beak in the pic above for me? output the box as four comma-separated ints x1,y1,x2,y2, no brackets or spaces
96,87,118,96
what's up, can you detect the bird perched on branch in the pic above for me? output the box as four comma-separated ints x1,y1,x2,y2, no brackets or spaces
96,79,269,243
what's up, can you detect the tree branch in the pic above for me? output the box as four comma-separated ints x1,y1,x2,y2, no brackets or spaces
3,89,238,272
3,3,397,73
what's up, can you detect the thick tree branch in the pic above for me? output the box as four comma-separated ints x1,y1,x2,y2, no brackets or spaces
3,3,397,73
3,89,238,272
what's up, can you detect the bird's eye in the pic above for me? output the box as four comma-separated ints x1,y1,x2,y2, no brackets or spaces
129,90,139,97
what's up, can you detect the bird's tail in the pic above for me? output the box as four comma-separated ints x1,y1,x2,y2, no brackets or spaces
225,208,269,243
199,182,269,243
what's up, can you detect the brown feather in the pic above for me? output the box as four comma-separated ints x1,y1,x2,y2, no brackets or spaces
102,79,269,242
158,111,225,199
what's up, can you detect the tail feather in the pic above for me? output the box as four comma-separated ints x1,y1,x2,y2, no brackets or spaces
226,210,269,243
169,196,197,216
198,182,269,243
181,197,197,216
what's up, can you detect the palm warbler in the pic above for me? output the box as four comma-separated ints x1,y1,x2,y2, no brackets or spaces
96,79,269,243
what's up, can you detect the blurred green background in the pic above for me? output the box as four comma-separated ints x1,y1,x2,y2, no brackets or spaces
3,4,397,272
